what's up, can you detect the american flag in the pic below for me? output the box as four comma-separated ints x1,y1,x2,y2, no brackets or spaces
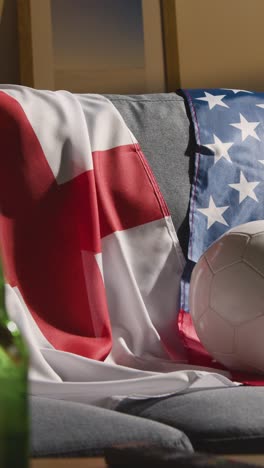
179,88,264,382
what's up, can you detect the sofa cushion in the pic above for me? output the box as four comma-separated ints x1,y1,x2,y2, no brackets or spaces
117,386,264,454
30,396,193,458
106,93,195,257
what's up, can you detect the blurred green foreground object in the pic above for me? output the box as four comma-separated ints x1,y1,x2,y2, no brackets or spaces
0,259,29,468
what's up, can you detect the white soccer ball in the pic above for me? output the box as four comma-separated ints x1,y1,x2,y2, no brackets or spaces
190,220,264,375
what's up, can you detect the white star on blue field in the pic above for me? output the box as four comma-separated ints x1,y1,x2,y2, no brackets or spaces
180,88,264,312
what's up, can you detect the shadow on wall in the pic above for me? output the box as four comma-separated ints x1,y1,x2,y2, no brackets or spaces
0,0,20,84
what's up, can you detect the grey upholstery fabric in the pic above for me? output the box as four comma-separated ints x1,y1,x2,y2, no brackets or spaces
117,386,264,454
30,396,193,458
106,93,195,258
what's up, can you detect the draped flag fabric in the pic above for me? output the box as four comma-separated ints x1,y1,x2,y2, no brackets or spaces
179,88,264,384
0,86,240,408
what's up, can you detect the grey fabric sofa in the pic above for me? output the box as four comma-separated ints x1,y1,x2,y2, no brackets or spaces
30,92,264,458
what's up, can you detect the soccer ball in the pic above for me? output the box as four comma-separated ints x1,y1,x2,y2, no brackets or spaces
190,220,264,375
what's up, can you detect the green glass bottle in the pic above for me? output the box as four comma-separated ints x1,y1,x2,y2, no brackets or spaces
0,259,29,468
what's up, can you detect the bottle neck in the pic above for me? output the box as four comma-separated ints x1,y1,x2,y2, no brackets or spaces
0,257,8,322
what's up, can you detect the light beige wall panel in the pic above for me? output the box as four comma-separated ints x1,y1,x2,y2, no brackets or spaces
175,0,264,91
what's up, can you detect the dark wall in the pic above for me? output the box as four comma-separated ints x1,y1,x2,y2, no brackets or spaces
0,0,20,84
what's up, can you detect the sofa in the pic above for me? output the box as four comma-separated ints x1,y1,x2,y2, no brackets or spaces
28,91,264,460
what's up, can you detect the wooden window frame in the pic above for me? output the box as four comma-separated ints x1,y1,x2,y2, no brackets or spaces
17,0,169,93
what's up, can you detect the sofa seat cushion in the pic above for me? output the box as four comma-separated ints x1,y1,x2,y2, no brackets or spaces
30,396,193,458
117,386,264,454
